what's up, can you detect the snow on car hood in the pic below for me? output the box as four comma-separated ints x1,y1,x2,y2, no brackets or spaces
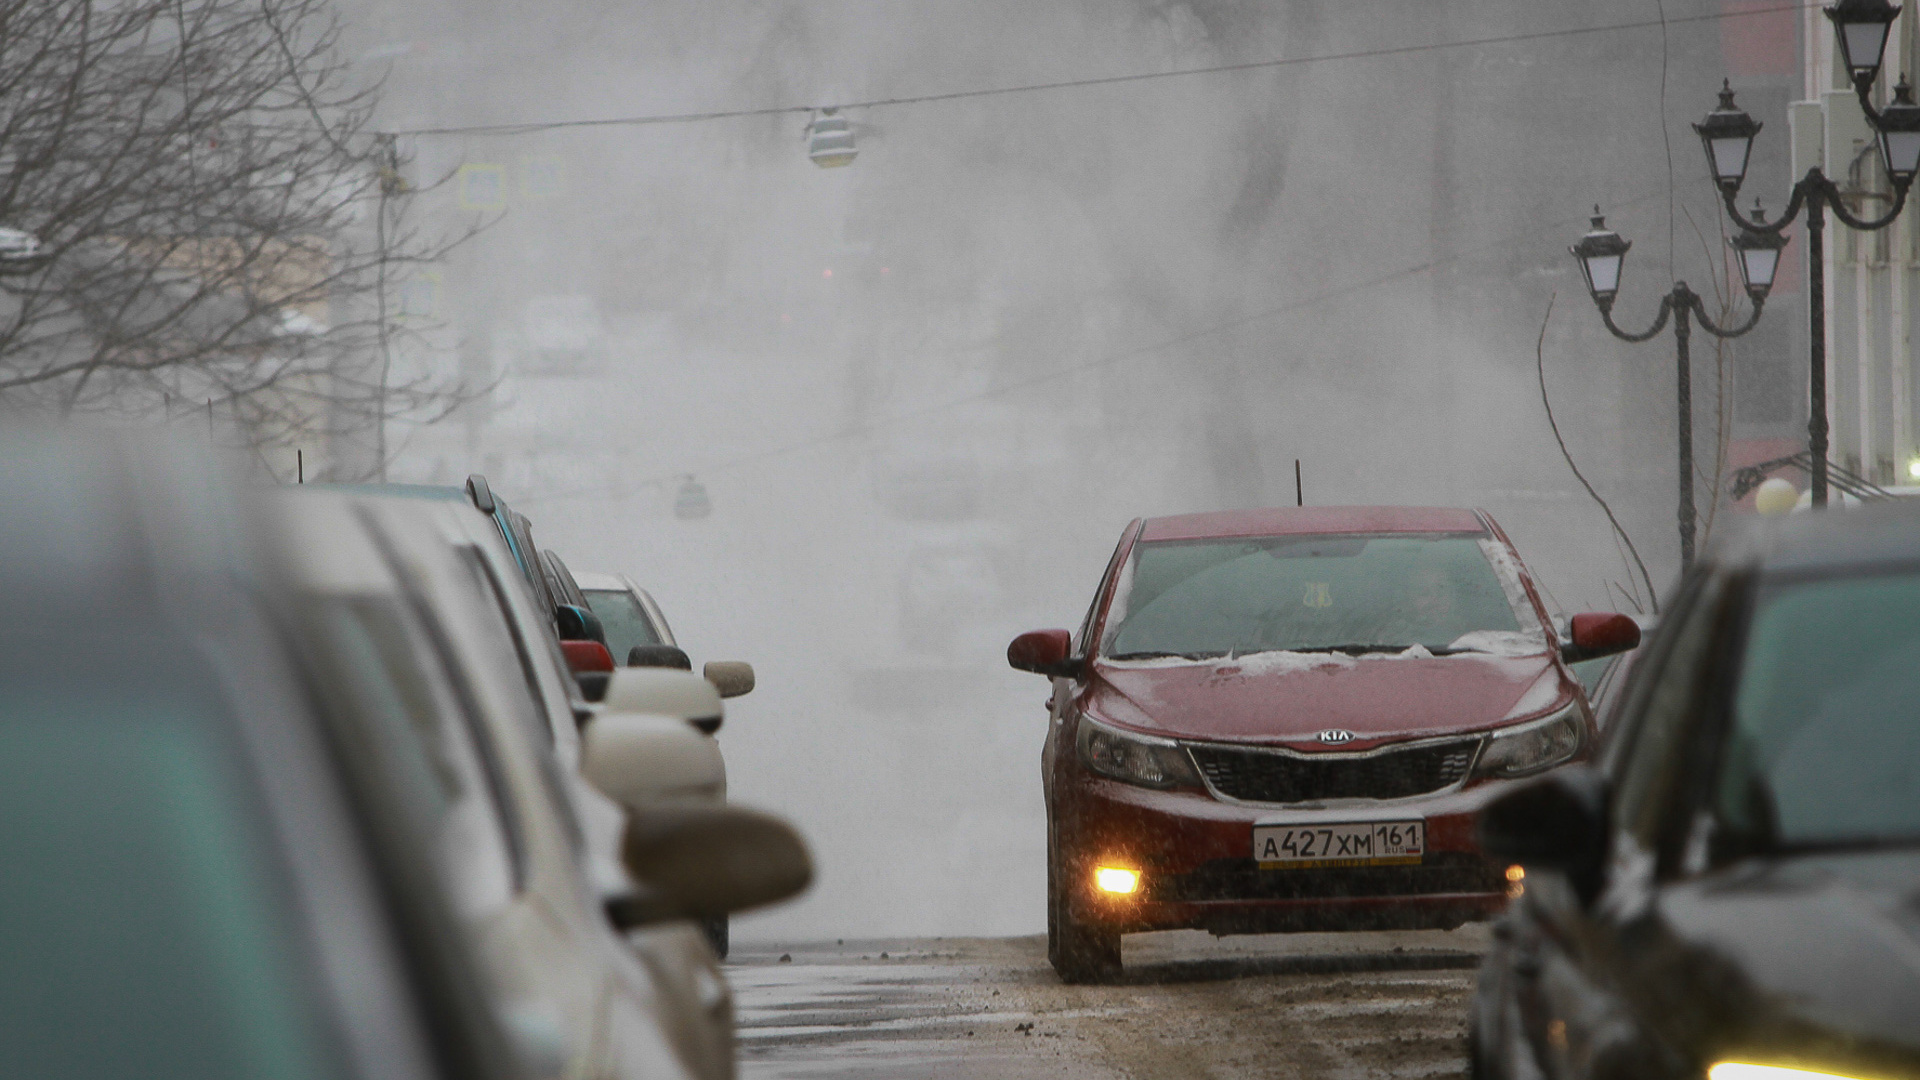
1090,643,1565,747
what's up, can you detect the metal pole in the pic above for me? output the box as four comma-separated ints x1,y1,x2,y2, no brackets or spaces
1811,198,1831,506
1675,284,1697,565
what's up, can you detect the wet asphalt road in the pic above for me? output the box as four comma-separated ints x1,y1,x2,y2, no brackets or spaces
730,927,1489,1080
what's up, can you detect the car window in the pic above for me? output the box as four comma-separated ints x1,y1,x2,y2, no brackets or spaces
1568,654,1619,697
1101,533,1535,658
306,595,522,910
0,660,344,1080
583,587,663,662
1605,571,1735,852
1709,570,1920,853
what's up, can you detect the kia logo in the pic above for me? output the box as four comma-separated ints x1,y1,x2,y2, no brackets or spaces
1316,729,1356,745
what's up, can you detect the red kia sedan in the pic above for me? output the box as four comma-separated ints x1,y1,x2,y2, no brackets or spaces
1008,506,1639,982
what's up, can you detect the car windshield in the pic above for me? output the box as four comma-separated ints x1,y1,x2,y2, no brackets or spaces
584,588,663,663
1715,571,1920,851
1101,533,1539,658
0,659,342,1080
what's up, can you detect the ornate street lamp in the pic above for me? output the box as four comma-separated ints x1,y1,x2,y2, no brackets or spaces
1570,212,1631,308
1695,82,1763,194
1728,210,1790,300
1699,76,1916,506
1828,0,1902,95
1571,214,1768,566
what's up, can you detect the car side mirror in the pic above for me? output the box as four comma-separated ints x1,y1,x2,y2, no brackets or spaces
555,603,605,643
618,805,812,920
1008,628,1085,678
628,644,693,670
1561,612,1641,664
603,667,724,735
582,712,726,806
702,660,755,699
561,640,614,675
1478,764,1610,905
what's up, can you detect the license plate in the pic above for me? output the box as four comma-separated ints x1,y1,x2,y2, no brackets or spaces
1253,820,1425,869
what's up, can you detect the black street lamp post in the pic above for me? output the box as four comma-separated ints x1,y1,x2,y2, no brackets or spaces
1700,0,1920,506
1572,214,1773,566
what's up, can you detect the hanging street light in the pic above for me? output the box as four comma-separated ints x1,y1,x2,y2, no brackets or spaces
1699,72,1917,507
807,109,858,168
674,475,712,520
1570,214,1767,566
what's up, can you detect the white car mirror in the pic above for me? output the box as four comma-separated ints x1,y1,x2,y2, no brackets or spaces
603,668,724,733
582,713,725,808
621,805,812,919
701,660,755,699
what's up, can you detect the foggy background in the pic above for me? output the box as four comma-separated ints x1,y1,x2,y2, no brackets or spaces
334,0,1800,941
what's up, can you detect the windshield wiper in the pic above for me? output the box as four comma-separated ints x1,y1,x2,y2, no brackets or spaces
1288,644,1414,656
1106,650,1222,661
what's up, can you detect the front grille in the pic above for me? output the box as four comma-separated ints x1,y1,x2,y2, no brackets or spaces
1186,738,1480,803
1145,853,1505,903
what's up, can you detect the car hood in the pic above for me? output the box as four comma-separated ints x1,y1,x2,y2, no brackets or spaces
1088,649,1563,746
1653,850,1920,1060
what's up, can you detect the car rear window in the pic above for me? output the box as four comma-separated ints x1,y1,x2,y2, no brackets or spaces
0,664,341,1080
1715,571,1920,851
1102,533,1534,658
583,588,663,663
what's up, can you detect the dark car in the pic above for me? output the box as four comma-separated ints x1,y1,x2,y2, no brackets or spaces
1008,506,1639,982
1471,502,1920,1080
0,430,518,1080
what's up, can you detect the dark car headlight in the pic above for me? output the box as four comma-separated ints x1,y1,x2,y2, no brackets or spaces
1472,702,1583,779
1076,716,1202,789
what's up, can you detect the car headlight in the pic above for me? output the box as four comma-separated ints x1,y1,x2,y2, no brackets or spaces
1710,1064,1883,1080
1076,716,1202,789
1472,701,1583,779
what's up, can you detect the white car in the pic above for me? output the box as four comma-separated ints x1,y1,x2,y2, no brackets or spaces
273,490,805,1080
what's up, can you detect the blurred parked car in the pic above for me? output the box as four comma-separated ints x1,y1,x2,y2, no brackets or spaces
576,571,755,699
1009,506,1638,982
1472,503,1920,1080
0,431,521,1080
291,485,809,1078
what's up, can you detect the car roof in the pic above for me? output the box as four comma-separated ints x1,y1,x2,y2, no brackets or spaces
1138,505,1490,542
1717,499,1920,574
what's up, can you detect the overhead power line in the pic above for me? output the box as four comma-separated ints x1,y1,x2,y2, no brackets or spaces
396,3,1813,138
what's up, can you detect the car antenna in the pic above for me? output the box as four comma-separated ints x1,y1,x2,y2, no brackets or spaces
1295,459,1303,507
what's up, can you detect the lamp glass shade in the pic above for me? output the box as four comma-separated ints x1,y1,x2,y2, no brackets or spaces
1883,130,1920,178
1583,253,1624,297
1738,247,1780,293
1729,225,1790,299
1843,21,1893,76
1709,135,1755,185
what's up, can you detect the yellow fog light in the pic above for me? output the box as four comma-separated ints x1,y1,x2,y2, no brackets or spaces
1094,866,1141,895
1504,864,1525,899
1711,1064,1883,1080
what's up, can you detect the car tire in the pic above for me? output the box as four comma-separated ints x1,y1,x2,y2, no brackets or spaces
702,915,729,959
1046,843,1120,984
